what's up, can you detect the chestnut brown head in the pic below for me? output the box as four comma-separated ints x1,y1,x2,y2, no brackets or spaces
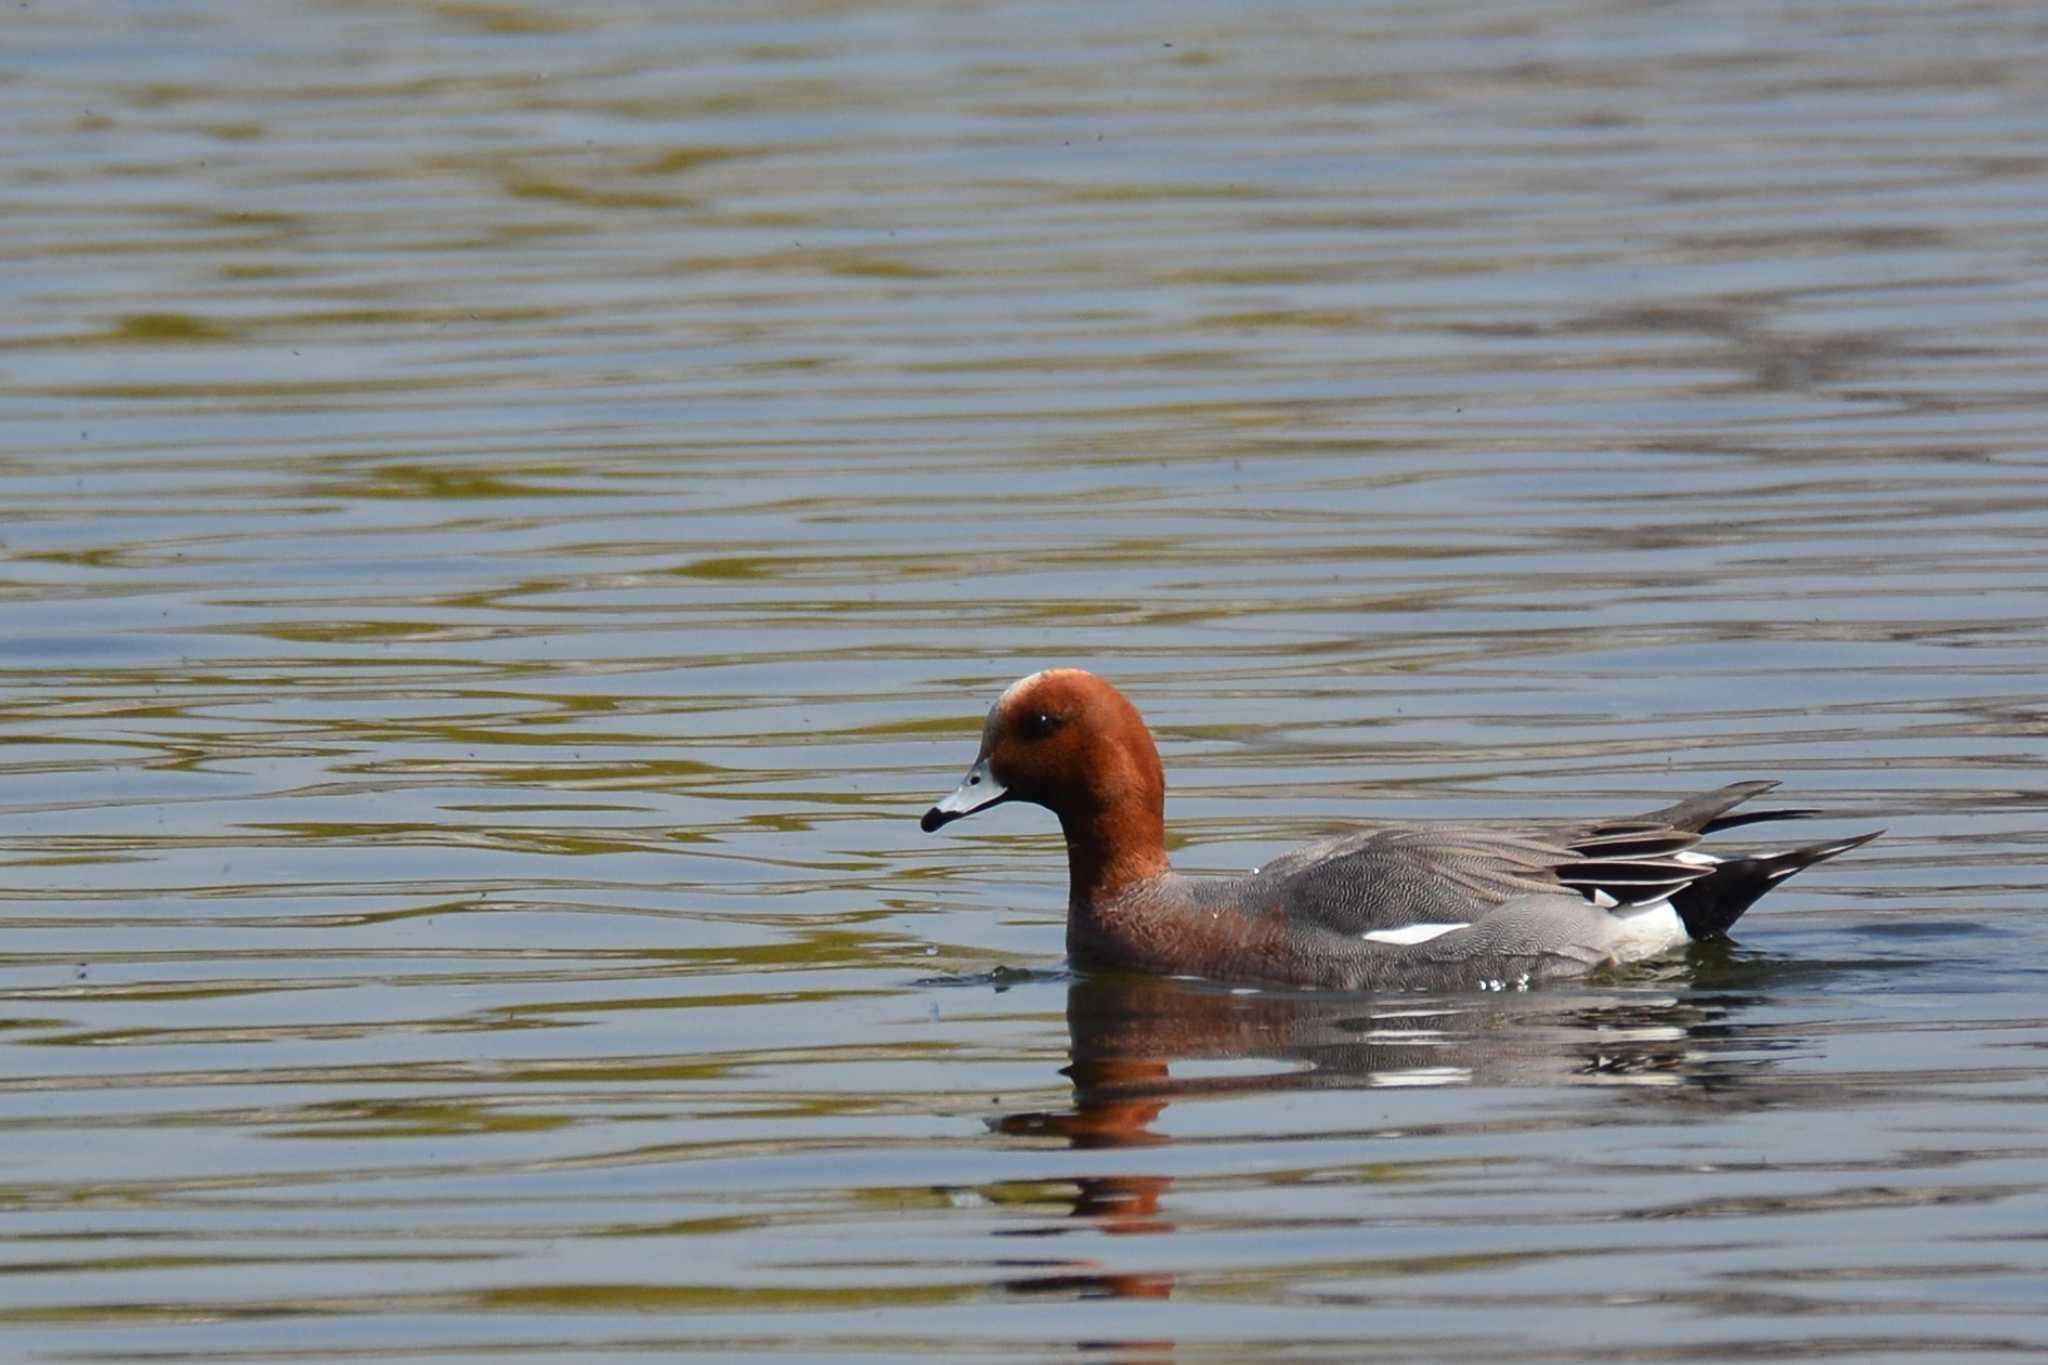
921,670,1164,834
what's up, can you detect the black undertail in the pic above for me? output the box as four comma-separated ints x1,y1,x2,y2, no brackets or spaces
1668,831,1883,940
1549,783,1879,937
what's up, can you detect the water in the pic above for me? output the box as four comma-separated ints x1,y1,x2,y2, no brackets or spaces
3,1,2047,1360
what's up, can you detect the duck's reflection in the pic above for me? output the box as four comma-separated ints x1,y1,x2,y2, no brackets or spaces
992,964,1769,1304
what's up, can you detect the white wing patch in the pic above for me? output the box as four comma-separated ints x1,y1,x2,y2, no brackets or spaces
1362,922,1470,946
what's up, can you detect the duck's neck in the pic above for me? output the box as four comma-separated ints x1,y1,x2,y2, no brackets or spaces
1058,794,1169,913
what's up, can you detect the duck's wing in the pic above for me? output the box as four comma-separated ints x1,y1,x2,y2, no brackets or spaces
1248,821,1714,940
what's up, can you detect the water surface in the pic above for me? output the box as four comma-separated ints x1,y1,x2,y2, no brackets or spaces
3,1,2047,1360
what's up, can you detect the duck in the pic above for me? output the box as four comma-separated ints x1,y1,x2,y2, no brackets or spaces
920,669,1879,991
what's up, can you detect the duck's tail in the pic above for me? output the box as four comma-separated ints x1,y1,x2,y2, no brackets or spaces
1671,830,1883,941
1630,779,1824,835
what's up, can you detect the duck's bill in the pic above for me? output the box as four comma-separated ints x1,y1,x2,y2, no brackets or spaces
920,756,1009,832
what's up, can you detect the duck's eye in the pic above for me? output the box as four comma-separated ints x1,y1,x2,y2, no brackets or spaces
1021,709,1062,740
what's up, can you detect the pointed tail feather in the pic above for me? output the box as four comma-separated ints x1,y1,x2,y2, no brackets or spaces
1628,779,1825,835
1629,781,1777,832
1671,830,1882,941
1698,806,1821,834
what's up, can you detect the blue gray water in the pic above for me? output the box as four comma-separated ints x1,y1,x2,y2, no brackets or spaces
3,1,2046,1360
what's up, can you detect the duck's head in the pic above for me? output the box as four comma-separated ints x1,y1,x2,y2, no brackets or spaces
920,669,1164,835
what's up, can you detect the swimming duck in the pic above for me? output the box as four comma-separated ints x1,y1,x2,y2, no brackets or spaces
920,669,1878,991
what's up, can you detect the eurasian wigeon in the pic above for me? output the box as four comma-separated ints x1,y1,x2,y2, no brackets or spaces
921,669,1878,991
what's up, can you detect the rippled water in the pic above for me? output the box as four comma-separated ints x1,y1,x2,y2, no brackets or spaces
4,1,2047,1360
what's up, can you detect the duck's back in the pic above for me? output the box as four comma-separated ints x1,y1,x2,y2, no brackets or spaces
1241,824,1584,938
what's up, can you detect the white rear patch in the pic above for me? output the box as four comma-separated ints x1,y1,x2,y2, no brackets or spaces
1673,849,1721,867
1604,900,1689,962
1363,922,1469,946
1367,1066,1472,1088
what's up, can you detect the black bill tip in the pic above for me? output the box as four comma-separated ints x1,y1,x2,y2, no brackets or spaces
920,806,955,833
